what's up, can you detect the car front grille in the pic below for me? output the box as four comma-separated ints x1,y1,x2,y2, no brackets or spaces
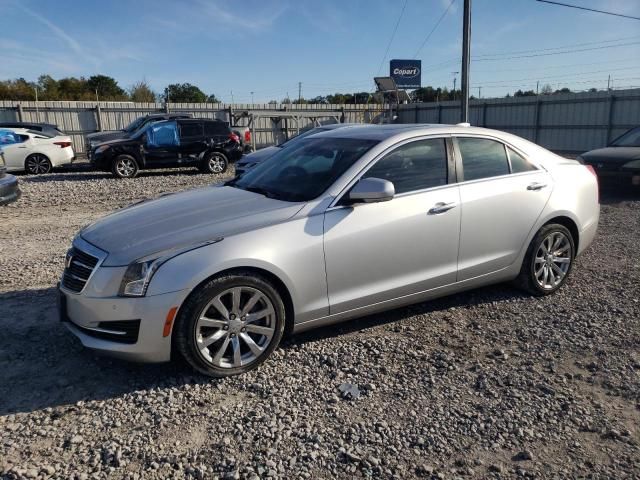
62,247,99,293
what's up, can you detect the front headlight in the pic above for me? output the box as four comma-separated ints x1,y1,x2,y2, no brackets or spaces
621,159,640,170
119,258,161,297
118,237,224,297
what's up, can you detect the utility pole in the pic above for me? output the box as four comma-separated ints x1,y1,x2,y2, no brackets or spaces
230,90,234,104
607,75,611,90
460,0,471,123
452,72,459,100
250,91,254,104
477,86,481,99
536,81,539,95
298,82,302,103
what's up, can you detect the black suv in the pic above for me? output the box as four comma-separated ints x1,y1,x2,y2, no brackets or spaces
91,118,243,178
85,113,192,152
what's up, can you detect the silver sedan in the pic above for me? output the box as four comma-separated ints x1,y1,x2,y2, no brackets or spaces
59,124,600,377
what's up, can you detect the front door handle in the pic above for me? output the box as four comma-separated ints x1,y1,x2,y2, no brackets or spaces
527,182,547,191
428,202,457,214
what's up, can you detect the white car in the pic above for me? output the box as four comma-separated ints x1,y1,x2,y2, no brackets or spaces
0,128,75,174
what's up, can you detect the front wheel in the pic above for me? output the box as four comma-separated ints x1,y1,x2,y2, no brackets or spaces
515,224,575,296
199,151,228,175
174,272,286,377
111,155,139,179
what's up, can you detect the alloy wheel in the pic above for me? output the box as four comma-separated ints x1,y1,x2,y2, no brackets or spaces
208,155,226,174
195,286,276,368
534,231,572,290
26,155,51,174
116,158,136,177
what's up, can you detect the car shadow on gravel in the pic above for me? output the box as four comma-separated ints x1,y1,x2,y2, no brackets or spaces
1,282,527,416
20,168,205,183
598,185,639,205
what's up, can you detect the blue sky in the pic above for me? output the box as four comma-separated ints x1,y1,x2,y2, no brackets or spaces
1,0,639,102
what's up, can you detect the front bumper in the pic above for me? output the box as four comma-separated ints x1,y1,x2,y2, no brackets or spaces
59,285,190,363
0,173,20,205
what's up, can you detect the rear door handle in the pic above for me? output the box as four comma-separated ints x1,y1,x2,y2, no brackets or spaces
527,182,547,191
428,202,457,214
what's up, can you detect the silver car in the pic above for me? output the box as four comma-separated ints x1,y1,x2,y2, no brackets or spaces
59,124,600,377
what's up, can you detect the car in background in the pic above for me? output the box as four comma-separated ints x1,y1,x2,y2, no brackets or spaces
91,118,243,178
0,128,75,174
578,126,640,186
85,113,193,154
59,124,599,377
0,122,65,138
0,132,21,205
234,123,357,175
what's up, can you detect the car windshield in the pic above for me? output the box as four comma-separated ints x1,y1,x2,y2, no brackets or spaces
228,137,378,202
610,127,640,147
278,126,333,148
123,116,148,133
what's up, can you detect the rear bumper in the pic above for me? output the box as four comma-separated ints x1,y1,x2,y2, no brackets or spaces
577,209,599,256
0,173,20,205
51,147,75,167
60,286,191,363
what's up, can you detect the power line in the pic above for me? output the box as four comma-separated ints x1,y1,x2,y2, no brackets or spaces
473,35,640,58
377,0,408,75
536,0,640,21
413,0,456,58
474,41,640,61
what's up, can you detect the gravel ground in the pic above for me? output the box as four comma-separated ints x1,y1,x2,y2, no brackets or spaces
0,167,639,479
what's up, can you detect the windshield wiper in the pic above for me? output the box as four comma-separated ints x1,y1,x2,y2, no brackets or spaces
244,186,284,200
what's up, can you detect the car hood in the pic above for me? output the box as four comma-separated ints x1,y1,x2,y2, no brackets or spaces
581,147,640,164
86,131,128,144
80,185,304,266
238,146,281,165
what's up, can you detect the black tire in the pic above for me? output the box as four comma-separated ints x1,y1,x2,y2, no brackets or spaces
199,151,228,175
25,154,52,175
515,223,575,296
111,155,139,179
174,271,286,377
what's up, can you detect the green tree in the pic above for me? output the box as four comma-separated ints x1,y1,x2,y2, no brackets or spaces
514,89,537,97
206,93,221,103
165,83,208,103
87,75,127,100
129,80,156,102
37,75,60,100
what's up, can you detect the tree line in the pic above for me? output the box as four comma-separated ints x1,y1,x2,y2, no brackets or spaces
1,74,582,104
0,75,220,103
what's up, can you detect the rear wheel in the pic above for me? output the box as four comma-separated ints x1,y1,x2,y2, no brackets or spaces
111,155,139,179
515,223,575,296
25,154,52,174
200,151,228,175
174,272,285,377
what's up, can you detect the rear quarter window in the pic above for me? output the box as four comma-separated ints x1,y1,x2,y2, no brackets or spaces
204,122,230,136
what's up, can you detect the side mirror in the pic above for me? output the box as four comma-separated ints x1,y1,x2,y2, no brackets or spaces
348,177,395,203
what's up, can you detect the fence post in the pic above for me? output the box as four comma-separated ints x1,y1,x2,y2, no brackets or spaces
414,104,419,123
228,106,233,126
17,103,24,122
437,104,442,124
340,106,345,123
96,103,103,132
533,99,541,144
164,101,170,114
606,94,615,145
482,102,487,127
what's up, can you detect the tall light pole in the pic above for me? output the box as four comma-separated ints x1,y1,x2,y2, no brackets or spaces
452,72,459,99
460,0,472,122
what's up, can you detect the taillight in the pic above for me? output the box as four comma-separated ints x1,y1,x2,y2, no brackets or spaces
244,130,251,143
229,132,240,143
53,141,72,148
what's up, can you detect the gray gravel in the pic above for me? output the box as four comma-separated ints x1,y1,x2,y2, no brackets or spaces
1,168,639,479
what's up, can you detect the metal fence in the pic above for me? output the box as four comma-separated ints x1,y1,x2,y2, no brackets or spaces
0,101,388,155
397,88,640,154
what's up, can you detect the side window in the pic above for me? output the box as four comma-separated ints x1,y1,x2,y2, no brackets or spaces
507,147,537,173
457,137,509,181
362,139,448,194
180,122,203,138
147,121,178,147
204,122,229,136
0,131,27,145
